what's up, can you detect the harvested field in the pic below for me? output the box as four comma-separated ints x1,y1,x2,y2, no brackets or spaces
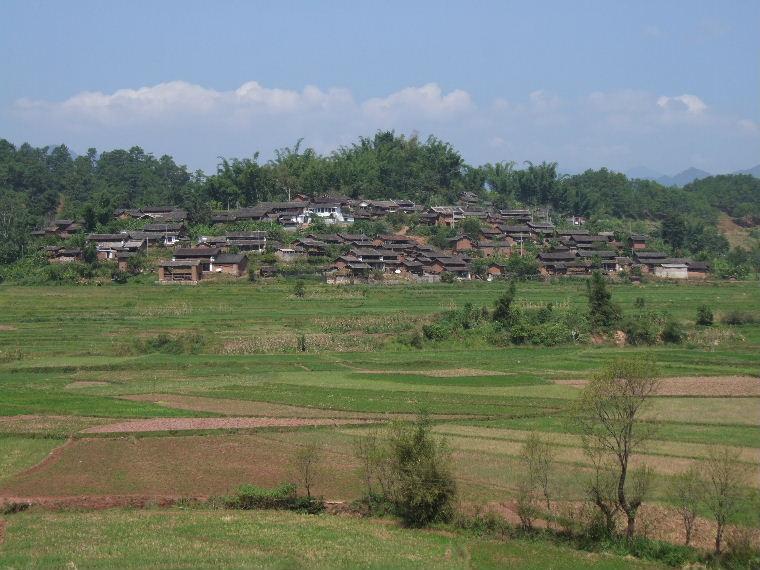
0,415,112,436
65,381,109,389
0,434,362,499
82,416,375,434
555,375,760,396
121,394,480,420
353,367,505,377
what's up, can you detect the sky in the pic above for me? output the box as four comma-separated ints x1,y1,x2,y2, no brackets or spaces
1,0,758,175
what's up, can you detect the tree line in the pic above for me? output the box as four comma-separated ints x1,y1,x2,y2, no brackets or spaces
1,133,758,266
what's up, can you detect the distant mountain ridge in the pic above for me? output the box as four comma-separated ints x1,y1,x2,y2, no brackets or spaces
625,164,760,187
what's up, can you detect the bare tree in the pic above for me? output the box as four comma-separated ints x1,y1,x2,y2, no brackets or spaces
668,465,703,546
516,433,555,529
291,441,323,499
703,447,747,554
586,451,621,535
575,358,660,540
353,427,392,498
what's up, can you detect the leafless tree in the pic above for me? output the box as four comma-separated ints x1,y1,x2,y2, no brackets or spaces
575,358,660,540
702,447,747,554
291,440,323,498
517,433,555,529
668,465,703,546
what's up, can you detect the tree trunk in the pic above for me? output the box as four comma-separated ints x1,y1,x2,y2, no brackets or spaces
715,523,724,554
626,512,636,541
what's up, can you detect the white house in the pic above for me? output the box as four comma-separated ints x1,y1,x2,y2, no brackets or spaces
305,201,353,225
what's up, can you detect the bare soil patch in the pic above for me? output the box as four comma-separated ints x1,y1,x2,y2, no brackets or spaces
122,394,480,421
555,375,760,397
83,417,375,434
0,325,16,332
122,394,377,418
65,381,109,389
0,415,111,435
0,434,362,499
355,368,506,377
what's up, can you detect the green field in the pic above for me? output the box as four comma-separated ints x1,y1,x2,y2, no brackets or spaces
0,280,758,565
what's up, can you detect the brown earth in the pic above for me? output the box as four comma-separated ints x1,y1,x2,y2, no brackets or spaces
82,417,375,434
555,375,760,396
121,394,482,420
65,381,109,389
0,325,16,331
0,434,362,499
0,415,112,435
352,367,506,377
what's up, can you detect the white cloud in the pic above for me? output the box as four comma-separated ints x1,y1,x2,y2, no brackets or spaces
8,81,759,174
656,94,707,115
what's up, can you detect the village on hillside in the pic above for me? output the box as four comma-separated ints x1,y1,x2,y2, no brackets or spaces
31,192,710,284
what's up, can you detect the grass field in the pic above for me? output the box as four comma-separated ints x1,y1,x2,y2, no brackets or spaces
0,509,663,569
0,280,758,565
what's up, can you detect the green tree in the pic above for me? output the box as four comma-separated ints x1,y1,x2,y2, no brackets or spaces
586,271,622,330
386,413,457,527
493,280,518,326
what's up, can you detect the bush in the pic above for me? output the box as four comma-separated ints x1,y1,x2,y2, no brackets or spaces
293,281,306,298
440,271,454,283
422,322,452,341
721,311,757,325
223,483,324,514
661,320,686,344
696,304,713,326
133,333,205,354
621,316,658,345
386,414,457,527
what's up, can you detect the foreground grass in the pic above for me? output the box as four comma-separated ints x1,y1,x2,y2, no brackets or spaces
0,509,661,569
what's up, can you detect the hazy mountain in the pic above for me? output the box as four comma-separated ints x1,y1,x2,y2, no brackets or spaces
625,166,664,180
733,164,760,177
656,167,712,187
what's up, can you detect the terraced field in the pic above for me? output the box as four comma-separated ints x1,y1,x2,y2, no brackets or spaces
0,280,758,565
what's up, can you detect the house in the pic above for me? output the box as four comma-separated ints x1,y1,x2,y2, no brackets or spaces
46,246,83,263
500,209,532,223
477,240,512,256
31,219,83,239
158,259,202,283
196,236,229,249
226,231,268,252
275,246,306,262
628,234,648,250
634,251,668,272
115,251,137,272
428,206,465,226
486,262,508,278
654,262,688,279
142,222,187,246
448,235,475,252
173,247,221,272
687,261,710,280
212,253,249,277
86,234,146,260
305,199,353,224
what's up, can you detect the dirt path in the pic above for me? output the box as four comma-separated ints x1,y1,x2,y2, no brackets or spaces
82,417,376,434
555,375,760,396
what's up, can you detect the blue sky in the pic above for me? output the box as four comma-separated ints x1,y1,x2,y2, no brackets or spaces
1,0,758,175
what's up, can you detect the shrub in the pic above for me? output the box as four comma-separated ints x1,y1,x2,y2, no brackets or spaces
721,311,757,325
133,333,205,354
440,271,454,283
661,320,686,344
386,414,457,527
587,271,622,330
621,316,658,345
422,322,452,341
223,483,324,514
293,280,306,298
409,331,423,349
696,304,713,326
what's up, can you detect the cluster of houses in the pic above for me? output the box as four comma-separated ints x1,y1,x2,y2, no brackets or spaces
30,196,710,283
